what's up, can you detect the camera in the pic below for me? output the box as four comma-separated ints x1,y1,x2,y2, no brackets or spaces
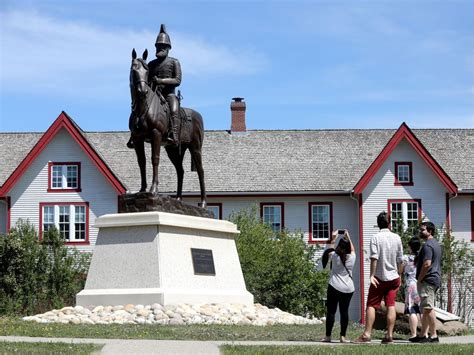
338,229,346,235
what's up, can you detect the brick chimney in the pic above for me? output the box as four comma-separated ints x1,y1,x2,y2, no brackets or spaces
230,97,246,133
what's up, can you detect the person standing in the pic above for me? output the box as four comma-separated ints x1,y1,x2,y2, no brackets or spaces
402,237,422,341
411,221,442,343
321,230,356,343
354,211,403,344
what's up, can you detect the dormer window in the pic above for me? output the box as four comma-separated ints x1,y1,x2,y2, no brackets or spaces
48,162,81,192
394,162,413,186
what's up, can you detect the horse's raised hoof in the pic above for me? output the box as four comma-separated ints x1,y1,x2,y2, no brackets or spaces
126,139,135,149
198,201,207,209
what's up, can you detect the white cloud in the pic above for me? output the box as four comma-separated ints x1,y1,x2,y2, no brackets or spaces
0,10,266,99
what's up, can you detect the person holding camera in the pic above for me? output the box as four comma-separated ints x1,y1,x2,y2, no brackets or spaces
321,229,356,343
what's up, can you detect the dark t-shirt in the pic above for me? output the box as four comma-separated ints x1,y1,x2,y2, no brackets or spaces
416,238,442,288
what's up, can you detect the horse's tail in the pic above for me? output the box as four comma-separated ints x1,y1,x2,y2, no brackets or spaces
185,108,204,172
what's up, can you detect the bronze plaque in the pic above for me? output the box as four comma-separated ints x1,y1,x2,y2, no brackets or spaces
191,248,215,275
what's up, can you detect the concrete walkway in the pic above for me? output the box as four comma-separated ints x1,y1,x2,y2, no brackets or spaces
1,335,473,354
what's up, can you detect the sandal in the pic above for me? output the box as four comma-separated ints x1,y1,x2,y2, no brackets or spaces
352,334,372,343
320,337,332,343
381,335,394,344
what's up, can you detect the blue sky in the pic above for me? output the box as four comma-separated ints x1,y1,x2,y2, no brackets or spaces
1,0,473,132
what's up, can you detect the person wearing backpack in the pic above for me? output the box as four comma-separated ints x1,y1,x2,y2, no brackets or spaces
321,230,356,343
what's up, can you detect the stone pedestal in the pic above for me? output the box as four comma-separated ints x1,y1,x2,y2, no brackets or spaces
76,211,254,306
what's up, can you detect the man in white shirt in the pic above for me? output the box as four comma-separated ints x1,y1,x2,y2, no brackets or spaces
354,212,404,344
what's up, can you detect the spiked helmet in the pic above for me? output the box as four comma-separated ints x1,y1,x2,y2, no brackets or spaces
155,24,171,48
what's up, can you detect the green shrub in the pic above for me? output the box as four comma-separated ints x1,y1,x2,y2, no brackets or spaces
230,206,328,317
436,231,473,323
0,220,90,315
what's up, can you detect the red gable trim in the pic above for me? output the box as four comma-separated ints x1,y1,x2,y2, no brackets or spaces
0,112,126,196
358,194,365,324
353,123,457,195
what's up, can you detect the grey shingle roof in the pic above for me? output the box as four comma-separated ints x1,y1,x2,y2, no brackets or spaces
0,133,42,187
1,128,473,193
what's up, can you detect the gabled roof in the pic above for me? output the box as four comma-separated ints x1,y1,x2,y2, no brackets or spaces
0,112,126,196
353,123,458,195
1,119,473,195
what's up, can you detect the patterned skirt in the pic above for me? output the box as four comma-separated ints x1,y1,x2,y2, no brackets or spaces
404,282,421,314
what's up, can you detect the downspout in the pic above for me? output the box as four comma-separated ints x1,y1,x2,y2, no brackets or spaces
350,191,365,324
446,192,458,313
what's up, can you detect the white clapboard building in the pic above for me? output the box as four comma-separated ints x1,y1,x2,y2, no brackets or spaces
1,99,473,324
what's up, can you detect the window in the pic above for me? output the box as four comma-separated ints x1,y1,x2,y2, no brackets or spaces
394,162,413,186
309,202,332,243
471,201,474,242
40,203,89,243
260,203,284,233
43,205,55,232
206,203,222,220
388,200,421,232
48,162,81,192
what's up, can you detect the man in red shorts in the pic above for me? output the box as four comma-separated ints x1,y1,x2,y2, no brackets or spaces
354,211,403,344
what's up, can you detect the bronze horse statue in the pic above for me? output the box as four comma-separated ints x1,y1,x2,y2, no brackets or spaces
129,49,207,208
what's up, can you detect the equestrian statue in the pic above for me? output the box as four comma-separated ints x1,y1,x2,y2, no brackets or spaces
127,25,207,208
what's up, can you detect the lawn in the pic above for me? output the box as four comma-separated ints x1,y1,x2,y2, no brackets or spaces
0,341,102,354
221,344,474,355
1,317,394,341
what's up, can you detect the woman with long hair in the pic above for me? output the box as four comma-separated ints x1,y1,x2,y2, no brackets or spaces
321,230,356,343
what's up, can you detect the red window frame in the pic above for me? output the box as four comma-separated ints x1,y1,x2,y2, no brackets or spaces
206,203,223,220
0,196,11,234
47,162,82,192
308,202,333,244
471,201,474,242
39,202,90,245
387,199,422,231
260,202,285,232
394,162,413,186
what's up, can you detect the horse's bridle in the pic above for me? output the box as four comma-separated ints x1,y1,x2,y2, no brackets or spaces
131,77,154,124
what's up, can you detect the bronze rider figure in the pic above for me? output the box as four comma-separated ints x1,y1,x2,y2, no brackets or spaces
127,24,182,147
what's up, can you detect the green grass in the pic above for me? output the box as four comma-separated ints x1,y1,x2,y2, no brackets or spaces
221,344,474,355
1,317,395,341
0,341,102,354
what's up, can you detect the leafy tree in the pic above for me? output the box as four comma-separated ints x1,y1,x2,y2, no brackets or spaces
436,231,473,323
230,206,328,317
0,220,90,315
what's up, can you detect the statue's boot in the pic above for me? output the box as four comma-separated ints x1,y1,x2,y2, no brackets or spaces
127,136,134,149
167,112,179,145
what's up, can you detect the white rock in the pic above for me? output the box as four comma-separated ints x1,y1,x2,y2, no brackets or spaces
124,304,135,313
137,308,150,317
151,303,162,311
113,310,129,318
169,317,184,325
92,306,104,313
